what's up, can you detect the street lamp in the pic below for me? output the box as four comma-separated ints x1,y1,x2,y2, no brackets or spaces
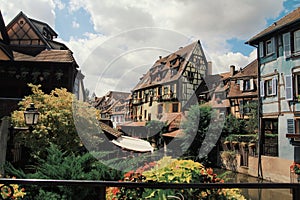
23,103,40,127
10,103,40,132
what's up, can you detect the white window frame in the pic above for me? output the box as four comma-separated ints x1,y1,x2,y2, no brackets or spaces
266,37,275,55
265,77,277,96
243,79,254,91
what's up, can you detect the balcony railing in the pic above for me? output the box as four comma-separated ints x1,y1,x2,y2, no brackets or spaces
0,178,300,200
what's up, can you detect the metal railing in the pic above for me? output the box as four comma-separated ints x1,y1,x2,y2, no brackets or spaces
0,178,300,200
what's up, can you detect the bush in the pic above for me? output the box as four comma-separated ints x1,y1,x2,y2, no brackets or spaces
108,157,245,200
5,144,122,199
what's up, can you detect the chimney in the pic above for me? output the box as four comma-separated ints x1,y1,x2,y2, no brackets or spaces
230,65,235,76
207,61,212,75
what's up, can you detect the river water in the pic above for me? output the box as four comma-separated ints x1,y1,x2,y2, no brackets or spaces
214,168,292,200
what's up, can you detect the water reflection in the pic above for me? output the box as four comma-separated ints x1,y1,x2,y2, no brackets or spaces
214,168,292,200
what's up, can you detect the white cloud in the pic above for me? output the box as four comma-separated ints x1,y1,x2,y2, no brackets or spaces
72,20,80,28
2,0,287,96
1,0,56,27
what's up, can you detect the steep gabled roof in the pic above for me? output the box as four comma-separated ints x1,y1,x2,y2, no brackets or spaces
247,7,300,44
132,40,201,91
227,60,258,98
6,11,68,55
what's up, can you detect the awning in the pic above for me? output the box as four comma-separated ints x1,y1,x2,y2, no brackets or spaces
111,135,154,152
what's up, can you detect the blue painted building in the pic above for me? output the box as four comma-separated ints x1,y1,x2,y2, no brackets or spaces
247,7,300,161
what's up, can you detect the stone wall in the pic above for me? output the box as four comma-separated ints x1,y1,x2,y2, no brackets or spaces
220,151,292,183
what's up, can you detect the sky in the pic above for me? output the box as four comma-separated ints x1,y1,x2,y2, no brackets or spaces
1,0,300,97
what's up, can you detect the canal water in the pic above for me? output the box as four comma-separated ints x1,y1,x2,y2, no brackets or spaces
214,168,292,200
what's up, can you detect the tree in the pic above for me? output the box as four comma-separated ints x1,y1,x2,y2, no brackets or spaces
145,120,167,150
180,104,223,161
11,84,100,162
222,114,244,136
244,101,258,134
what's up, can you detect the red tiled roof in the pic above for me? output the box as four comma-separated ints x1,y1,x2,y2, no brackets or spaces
232,59,258,79
247,7,300,44
162,129,185,138
13,49,76,63
159,112,185,125
227,60,258,98
227,82,258,98
121,121,146,127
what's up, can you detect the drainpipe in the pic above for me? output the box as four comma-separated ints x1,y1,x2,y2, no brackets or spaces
257,61,263,179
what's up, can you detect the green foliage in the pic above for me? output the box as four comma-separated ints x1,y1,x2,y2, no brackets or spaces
110,157,245,200
180,104,222,161
11,84,100,162
225,134,257,143
244,101,258,134
222,114,245,136
146,120,167,149
223,101,258,137
5,144,122,200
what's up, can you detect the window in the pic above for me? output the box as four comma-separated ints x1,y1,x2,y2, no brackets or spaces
172,103,179,112
242,79,254,91
244,80,251,91
266,39,274,55
259,37,275,57
294,30,300,53
283,30,300,57
263,119,278,134
158,104,163,114
297,74,300,96
164,86,169,95
264,78,277,96
158,86,162,96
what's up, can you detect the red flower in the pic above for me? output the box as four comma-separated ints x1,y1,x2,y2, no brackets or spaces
207,168,213,175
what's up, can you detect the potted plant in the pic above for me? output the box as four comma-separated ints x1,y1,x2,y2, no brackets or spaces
290,162,300,182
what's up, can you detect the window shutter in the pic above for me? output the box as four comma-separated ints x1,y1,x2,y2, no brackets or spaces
283,32,291,58
260,80,265,97
250,78,254,90
285,75,293,100
240,80,244,91
259,42,264,57
271,37,275,54
271,77,277,95
287,119,295,134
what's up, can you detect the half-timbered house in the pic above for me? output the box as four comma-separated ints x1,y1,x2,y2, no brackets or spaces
130,40,208,122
